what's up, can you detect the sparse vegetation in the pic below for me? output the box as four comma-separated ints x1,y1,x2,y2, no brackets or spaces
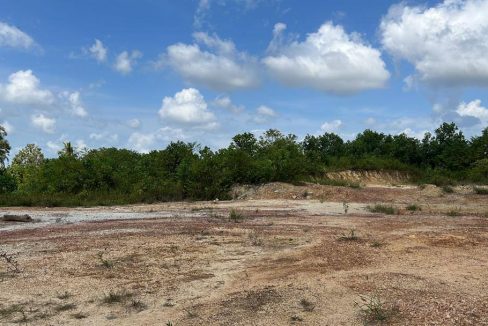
442,185,454,194
406,204,421,212
71,312,88,319
367,204,398,215
102,290,133,304
338,229,359,241
355,294,397,324
299,299,315,312
129,299,147,312
343,201,349,214
446,209,461,217
229,209,244,223
370,241,384,248
54,303,77,312
97,251,114,269
473,187,488,195
57,291,72,300
248,231,264,246
0,250,21,274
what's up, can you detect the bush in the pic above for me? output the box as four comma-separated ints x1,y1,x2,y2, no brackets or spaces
367,204,398,215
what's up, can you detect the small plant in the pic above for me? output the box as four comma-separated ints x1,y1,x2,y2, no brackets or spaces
71,312,88,319
446,209,461,217
55,303,77,312
442,185,454,194
0,250,21,274
166,322,174,326
406,204,421,212
343,201,349,214
338,229,359,241
248,231,264,246
355,294,395,324
129,299,147,312
299,299,315,312
367,204,398,215
57,291,73,300
474,187,488,195
97,251,114,269
102,290,133,304
229,209,244,223
370,241,384,248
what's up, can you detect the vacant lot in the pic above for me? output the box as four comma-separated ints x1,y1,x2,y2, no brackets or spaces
1,183,487,325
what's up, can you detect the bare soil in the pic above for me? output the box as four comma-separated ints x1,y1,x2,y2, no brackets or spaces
1,183,487,325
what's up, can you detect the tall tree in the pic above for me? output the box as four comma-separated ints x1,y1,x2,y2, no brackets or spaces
0,125,11,168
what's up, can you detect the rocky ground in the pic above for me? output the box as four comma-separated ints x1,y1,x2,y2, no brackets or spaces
0,183,487,325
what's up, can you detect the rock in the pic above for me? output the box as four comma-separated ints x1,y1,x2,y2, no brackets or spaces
2,214,33,222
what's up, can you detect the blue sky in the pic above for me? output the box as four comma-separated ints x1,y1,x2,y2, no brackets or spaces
0,0,487,156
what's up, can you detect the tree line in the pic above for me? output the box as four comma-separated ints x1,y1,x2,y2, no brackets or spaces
0,122,486,206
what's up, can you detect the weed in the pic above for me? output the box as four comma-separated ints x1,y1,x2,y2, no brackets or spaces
97,251,114,269
166,322,174,326
129,299,147,312
442,185,454,194
338,229,359,241
290,314,304,322
355,294,396,324
299,299,315,312
71,312,88,319
55,303,77,312
57,291,72,300
474,187,488,195
406,204,421,212
102,290,133,304
0,251,21,274
367,204,398,215
446,209,461,217
343,201,349,214
229,209,244,223
0,304,23,319
370,241,384,248
248,231,264,246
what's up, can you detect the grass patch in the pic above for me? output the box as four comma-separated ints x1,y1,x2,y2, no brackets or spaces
446,209,461,217
229,209,244,223
442,185,454,194
299,299,315,312
370,241,384,248
56,291,72,300
97,251,114,269
338,229,359,241
367,204,398,215
129,299,147,312
248,231,264,246
0,304,23,319
356,294,397,324
474,187,488,195
54,303,77,312
406,204,421,212
71,312,88,319
102,290,133,304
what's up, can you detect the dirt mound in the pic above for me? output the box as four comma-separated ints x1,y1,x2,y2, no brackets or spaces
325,170,411,186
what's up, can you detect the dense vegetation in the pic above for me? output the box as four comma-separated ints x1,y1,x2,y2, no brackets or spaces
0,122,487,206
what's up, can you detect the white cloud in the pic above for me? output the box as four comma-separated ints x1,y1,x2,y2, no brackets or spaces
213,96,244,113
31,114,55,133
89,39,107,63
114,50,142,75
165,32,259,91
159,88,217,128
456,99,488,123
67,91,88,117
253,105,277,124
263,22,390,94
128,132,155,153
0,70,54,105
89,132,118,142
46,141,62,153
0,22,35,49
127,118,141,128
320,119,342,132
380,0,488,87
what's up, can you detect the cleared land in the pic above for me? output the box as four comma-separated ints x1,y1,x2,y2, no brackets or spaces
1,183,487,325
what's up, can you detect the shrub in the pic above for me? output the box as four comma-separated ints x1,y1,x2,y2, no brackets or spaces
367,204,398,215
229,209,244,222
474,187,488,195
406,204,421,211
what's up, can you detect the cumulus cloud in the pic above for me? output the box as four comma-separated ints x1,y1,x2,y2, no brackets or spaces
380,0,488,87
263,22,390,94
89,39,107,63
253,105,277,124
159,88,217,129
164,32,259,91
128,127,186,153
456,99,488,123
31,114,55,133
127,118,141,128
320,119,343,132
0,22,35,49
114,50,142,75
213,96,244,113
0,70,54,105
67,92,88,117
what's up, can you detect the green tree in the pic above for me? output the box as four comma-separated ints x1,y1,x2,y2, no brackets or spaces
0,125,11,168
9,144,45,190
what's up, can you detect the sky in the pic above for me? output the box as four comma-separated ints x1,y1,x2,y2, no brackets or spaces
0,0,488,156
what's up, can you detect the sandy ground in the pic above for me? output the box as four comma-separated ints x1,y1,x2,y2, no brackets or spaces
0,184,487,325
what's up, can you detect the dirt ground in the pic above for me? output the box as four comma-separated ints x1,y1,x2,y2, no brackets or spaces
1,183,487,325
